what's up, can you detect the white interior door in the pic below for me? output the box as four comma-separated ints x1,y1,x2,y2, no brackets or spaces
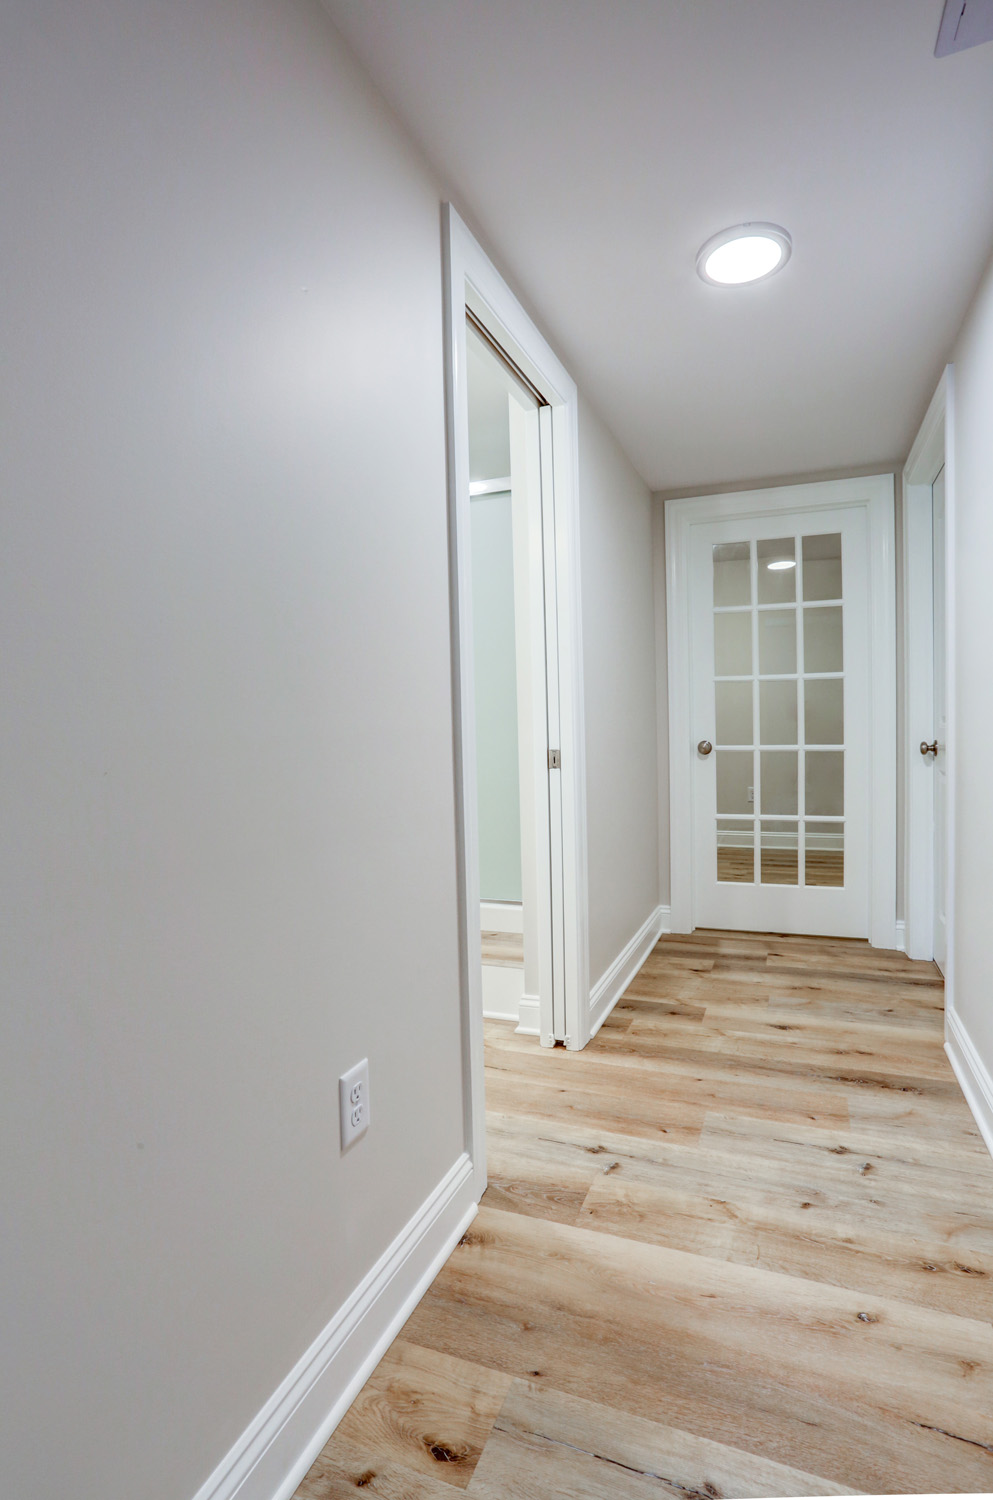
931,465,948,972
689,507,870,937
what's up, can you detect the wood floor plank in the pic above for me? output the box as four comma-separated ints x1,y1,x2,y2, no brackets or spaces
480,933,524,967
481,1112,602,1223
578,1172,993,1319
295,1444,458,1499
486,1037,853,1130
403,1204,993,1494
467,1381,854,1498
301,1342,512,1493
483,1067,705,1144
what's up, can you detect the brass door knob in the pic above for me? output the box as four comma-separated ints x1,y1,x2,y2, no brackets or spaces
920,740,938,757
697,740,713,756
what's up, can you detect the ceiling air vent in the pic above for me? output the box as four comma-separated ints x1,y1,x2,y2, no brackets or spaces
935,0,993,55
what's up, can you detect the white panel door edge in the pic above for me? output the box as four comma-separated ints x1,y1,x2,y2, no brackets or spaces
902,367,954,982
666,475,897,945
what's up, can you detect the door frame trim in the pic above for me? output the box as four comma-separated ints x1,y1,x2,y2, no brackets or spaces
665,475,897,946
443,206,590,1198
902,367,954,975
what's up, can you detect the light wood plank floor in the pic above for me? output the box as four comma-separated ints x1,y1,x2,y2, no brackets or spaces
295,930,993,1498
717,848,844,886
480,931,524,967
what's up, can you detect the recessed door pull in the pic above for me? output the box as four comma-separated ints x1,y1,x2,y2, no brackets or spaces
547,748,561,769
920,740,939,757
697,740,713,756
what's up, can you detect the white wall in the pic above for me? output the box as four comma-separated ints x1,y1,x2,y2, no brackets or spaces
950,241,993,1096
0,4,465,1497
580,400,660,983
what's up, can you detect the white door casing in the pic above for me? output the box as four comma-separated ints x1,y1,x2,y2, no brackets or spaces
667,476,897,946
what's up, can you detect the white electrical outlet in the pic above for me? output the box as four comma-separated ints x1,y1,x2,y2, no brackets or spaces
339,1059,370,1152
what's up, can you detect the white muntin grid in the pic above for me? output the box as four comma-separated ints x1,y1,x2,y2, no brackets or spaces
712,532,845,886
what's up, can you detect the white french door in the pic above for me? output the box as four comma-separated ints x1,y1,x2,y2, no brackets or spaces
688,505,871,937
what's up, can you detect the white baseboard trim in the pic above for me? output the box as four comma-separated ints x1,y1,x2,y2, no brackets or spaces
516,992,540,1036
588,905,670,1042
480,900,523,934
481,961,525,1022
945,1007,993,1164
894,919,906,953
191,1154,477,1500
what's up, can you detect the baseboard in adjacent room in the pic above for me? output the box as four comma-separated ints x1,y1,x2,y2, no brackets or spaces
481,961,525,1022
587,905,670,1042
480,900,523,934
190,1155,477,1500
516,992,540,1037
945,1007,993,1164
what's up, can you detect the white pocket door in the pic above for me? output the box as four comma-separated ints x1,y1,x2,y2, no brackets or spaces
689,506,871,937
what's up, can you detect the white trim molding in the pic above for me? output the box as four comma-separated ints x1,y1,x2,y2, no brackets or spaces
587,906,670,1040
481,962,525,1021
516,993,541,1037
665,475,897,947
945,1009,993,1164
190,1156,476,1500
480,900,523,934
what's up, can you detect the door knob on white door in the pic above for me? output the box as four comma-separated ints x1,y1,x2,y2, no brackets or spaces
920,740,938,757
697,740,713,756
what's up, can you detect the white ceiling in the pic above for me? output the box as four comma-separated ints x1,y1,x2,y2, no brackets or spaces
322,0,993,491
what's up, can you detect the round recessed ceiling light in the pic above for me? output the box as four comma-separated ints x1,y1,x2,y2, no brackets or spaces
767,559,796,571
697,223,792,286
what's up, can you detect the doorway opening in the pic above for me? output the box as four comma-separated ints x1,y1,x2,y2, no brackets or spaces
444,205,590,1200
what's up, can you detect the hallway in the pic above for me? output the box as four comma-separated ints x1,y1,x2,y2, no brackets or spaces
297,932,993,1497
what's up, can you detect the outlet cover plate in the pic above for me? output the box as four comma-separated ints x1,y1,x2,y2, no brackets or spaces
339,1058,370,1151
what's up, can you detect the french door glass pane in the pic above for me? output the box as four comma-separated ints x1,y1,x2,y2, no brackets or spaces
804,606,843,672
717,819,753,883
716,681,752,744
760,680,798,745
706,522,852,911
806,751,844,815
714,611,752,676
757,538,796,603
758,610,797,674
717,750,753,814
802,533,842,601
806,820,844,886
761,750,798,815
708,528,851,894
714,542,751,606
805,678,843,744
761,819,798,885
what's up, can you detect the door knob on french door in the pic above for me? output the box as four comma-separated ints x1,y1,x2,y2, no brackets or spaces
697,740,713,756
920,740,939,757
